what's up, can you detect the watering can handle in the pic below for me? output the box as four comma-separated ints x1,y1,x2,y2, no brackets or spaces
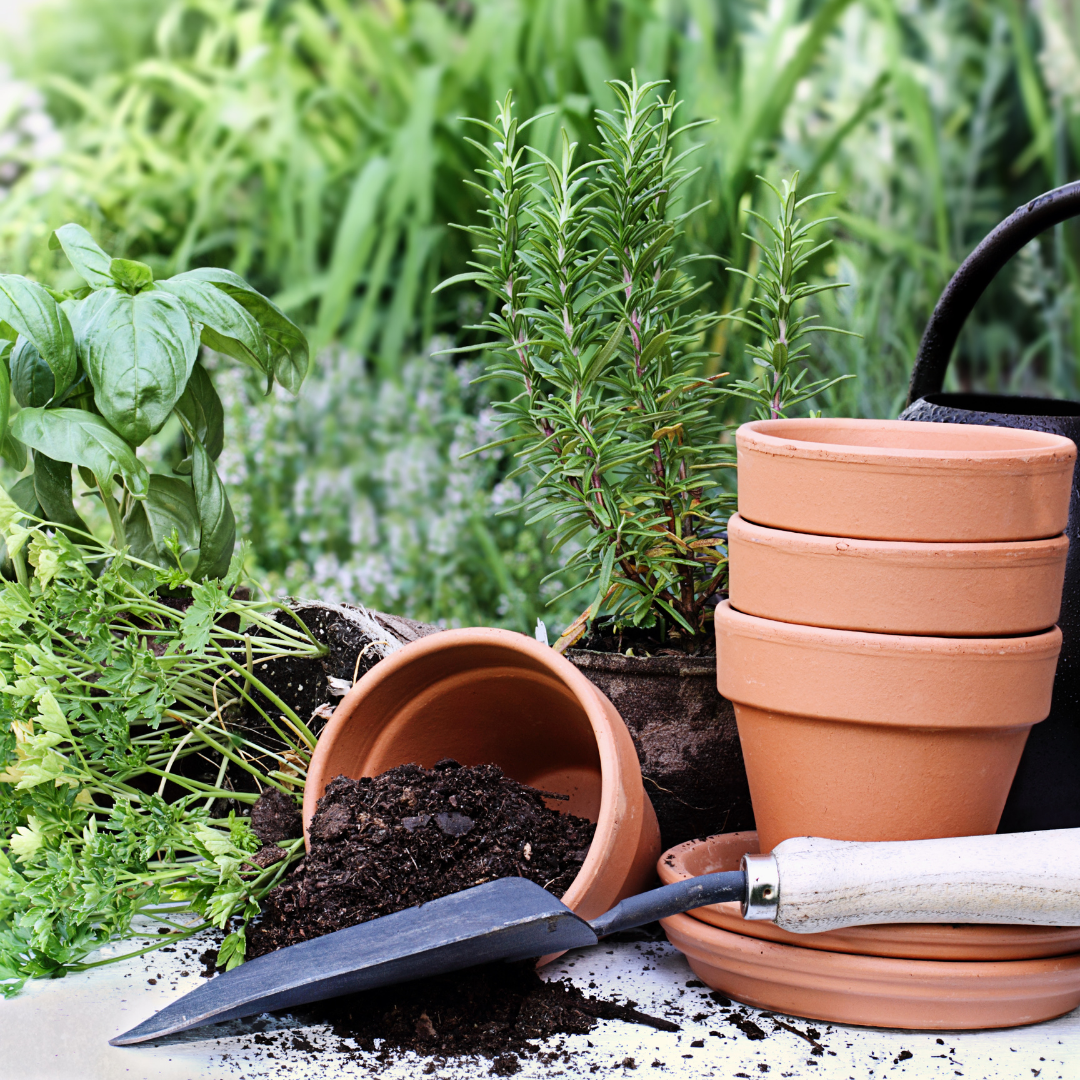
906,180,1080,408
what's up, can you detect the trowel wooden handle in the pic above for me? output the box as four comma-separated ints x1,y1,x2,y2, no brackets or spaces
748,830,1080,933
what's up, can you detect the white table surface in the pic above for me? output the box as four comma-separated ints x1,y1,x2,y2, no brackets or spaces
3,926,1077,1080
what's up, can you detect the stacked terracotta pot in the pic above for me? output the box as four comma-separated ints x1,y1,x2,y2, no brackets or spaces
658,417,1080,1029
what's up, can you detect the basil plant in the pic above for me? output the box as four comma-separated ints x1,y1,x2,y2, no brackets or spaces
0,225,307,581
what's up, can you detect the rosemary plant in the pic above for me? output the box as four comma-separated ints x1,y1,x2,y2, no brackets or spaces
0,494,326,994
447,78,730,649
725,173,854,419
449,79,850,649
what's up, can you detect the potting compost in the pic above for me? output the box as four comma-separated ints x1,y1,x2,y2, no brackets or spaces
241,761,672,1059
247,759,596,954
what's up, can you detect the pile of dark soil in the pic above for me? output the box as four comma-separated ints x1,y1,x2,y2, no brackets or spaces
247,759,596,957
294,960,677,1066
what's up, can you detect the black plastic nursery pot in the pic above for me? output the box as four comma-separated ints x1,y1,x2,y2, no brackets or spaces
901,180,1080,832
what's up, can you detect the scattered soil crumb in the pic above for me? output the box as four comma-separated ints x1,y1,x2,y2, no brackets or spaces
251,789,303,845
248,759,595,956
730,1014,767,1041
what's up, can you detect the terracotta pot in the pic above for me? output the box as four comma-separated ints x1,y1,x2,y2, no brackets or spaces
715,601,1062,852
305,627,661,922
736,417,1075,542
657,831,1080,961
727,512,1069,637
567,649,753,850
660,911,1080,1030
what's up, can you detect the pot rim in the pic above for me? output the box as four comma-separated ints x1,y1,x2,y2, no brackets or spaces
728,512,1070,565
737,417,1076,467
715,600,1062,659
304,626,644,917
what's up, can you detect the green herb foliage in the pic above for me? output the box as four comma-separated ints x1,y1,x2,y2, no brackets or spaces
0,226,307,580
725,174,856,419
456,82,845,645
0,496,324,994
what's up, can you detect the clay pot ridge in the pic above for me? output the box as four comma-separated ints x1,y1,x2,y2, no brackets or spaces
736,417,1075,542
727,511,1070,636
305,627,661,924
716,600,1061,727
714,601,1062,852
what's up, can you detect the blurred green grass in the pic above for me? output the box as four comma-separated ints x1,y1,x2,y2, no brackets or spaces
2,0,1079,629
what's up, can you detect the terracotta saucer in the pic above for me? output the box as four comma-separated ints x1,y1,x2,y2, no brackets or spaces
660,910,1080,1030
657,832,1080,961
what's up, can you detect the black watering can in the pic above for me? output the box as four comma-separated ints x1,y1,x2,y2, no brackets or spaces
901,180,1080,833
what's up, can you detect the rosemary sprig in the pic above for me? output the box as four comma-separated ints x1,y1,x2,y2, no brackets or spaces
725,172,857,419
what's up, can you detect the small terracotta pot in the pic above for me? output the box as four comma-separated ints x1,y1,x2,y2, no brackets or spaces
305,627,661,922
567,649,753,850
660,910,1080,1030
715,601,1062,852
727,511,1069,636
657,831,1080,961
736,417,1075,542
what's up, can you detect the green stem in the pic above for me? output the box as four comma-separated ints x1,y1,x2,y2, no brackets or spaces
97,479,126,549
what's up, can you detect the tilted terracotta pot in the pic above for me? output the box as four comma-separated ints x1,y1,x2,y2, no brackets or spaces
727,511,1069,636
305,627,661,922
567,649,753,850
714,601,1062,853
736,417,1075,542
657,831,1080,961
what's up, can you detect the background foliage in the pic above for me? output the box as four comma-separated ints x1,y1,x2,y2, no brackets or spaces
2,0,1080,629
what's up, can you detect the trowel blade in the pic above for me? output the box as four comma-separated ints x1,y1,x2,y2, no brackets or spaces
111,877,597,1046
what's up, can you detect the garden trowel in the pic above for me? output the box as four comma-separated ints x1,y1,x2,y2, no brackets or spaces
112,827,1080,1045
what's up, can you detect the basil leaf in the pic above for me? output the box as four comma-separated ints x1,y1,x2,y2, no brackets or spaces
32,452,90,536
123,500,156,564
166,268,308,393
75,287,199,446
124,474,200,567
12,407,149,498
190,435,235,581
156,277,271,376
10,336,56,408
50,224,115,290
2,433,25,472
0,276,77,401
173,362,224,461
7,475,38,514
109,258,154,292
0,341,9,440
